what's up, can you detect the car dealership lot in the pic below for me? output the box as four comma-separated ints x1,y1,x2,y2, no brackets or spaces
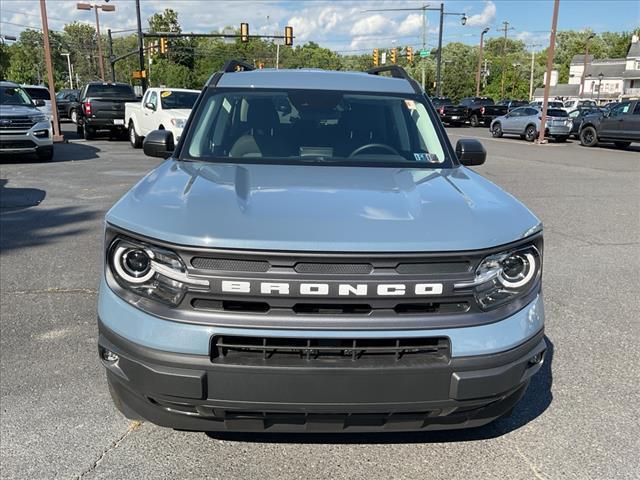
1,124,638,480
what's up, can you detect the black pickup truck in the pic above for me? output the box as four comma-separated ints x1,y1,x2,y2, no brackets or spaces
76,82,137,140
579,99,640,149
459,97,508,127
431,97,467,126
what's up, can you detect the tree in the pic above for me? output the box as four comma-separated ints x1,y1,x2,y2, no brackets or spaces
62,22,99,84
7,29,66,86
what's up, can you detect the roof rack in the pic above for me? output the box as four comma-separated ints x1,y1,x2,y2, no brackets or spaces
222,60,255,73
366,65,423,95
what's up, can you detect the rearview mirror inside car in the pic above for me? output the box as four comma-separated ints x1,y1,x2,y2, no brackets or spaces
456,139,486,166
143,129,174,159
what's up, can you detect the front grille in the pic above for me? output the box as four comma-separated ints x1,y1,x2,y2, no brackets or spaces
0,139,36,149
0,116,37,131
211,335,450,364
191,257,269,272
294,263,373,274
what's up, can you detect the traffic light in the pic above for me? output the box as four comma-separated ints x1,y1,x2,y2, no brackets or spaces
284,26,293,46
159,37,168,54
240,22,249,43
373,48,379,67
390,48,397,64
406,47,413,63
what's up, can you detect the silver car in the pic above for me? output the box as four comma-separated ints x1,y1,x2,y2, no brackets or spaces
490,106,572,142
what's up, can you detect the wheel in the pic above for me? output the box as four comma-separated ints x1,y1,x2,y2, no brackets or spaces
36,146,53,161
129,122,142,148
524,125,537,142
579,126,598,147
491,122,503,138
614,141,631,149
470,114,480,127
69,108,78,124
83,126,95,140
555,136,568,143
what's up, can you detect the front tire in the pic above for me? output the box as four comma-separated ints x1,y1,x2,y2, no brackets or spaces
579,126,598,147
614,141,631,149
129,122,142,148
470,114,480,127
491,122,503,138
524,125,537,142
69,108,78,124
83,125,95,140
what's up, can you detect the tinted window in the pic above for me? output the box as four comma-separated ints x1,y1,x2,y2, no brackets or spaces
184,89,450,168
547,109,568,117
85,84,136,98
160,90,199,109
0,86,33,106
24,88,50,100
633,103,640,115
525,108,539,116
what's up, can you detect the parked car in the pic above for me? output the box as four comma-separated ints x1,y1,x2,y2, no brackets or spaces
528,100,565,109
562,99,597,112
432,97,467,126
76,82,137,140
579,100,640,149
567,107,601,139
55,89,80,121
496,99,529,112
21,85,53,120
125,87,199,148
0,81,53,160
490,106,572,142
458,97,508,127
98,62,547,433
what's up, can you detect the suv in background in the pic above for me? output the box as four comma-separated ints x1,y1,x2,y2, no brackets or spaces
76,82,137,140
490,106,572,142
21,85,53,120
56,89,80,122
579,100,640,149
98,62,547,433
0,81,53,161
496,99,529,112
562,99,597,112
529,100,565,109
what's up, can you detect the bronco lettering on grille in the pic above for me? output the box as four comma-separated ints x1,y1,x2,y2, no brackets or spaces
219,281,444,296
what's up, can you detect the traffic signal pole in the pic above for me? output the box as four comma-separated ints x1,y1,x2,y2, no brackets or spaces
135,0,147,92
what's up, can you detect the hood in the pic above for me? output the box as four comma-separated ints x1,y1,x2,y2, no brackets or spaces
0,104,42,116
166,109,191,119
107,161,541,252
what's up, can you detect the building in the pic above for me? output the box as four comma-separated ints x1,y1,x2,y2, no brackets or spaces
534,34,640,103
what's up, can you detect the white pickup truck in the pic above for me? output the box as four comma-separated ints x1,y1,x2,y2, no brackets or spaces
125,87,199,148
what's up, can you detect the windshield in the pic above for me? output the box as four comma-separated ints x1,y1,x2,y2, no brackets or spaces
183,89,449,168
0,86,34,106
24,88,50,100
86,84,136,98
160,90,199,109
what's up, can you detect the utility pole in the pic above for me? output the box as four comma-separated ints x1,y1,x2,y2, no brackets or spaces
580,33,595,97
135,0,147,92
107,29,115,82
61,52,73,89
39,0,63,142
476,27,490,96
499,21,514,99
537,0,560,144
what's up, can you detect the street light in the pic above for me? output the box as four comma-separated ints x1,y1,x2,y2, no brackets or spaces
580,33,596,98
597,72,604,103
76,2,116,81
61,53,73,89
476,27,490,96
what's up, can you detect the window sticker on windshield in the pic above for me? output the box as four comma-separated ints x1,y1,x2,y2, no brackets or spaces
404,99,416,110
414,153,441,163
161,91,172,98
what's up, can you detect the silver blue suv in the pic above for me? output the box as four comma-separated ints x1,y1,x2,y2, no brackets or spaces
98,62,546,432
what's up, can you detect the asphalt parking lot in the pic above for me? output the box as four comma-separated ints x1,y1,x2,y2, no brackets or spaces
1,123,639,480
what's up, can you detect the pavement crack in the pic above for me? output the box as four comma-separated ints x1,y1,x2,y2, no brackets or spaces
77,421,142,479
511,443,548,480
3,287,97,295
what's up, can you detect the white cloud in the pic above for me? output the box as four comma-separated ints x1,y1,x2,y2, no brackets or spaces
465,1,497,27
351,14,390,36
398,14,422,36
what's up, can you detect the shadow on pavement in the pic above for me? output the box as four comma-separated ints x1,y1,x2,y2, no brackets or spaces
206,337,554,445
0,178,45,212
0,141,102,164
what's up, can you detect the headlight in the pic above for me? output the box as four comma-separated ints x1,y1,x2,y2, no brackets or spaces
455,243,542,310
170,118,186,129
31,114,48,123
108,237,208,306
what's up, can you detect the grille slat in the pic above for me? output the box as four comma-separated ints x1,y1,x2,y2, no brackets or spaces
191,257,270,272
294,263,373,274
0,116,37,130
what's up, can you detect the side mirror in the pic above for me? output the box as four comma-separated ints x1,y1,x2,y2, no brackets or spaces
145,102,156,111
143,129,174,159
34,99,46,107
456,139,486,166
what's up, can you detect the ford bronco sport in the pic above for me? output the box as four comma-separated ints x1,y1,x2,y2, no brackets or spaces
98,62,546,432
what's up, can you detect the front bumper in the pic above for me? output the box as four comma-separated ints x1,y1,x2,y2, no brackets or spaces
0,121,53,153
84,117,126,129
98,281,546,432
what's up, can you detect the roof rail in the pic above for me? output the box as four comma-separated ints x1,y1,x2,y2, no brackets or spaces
366,65,423,95
222,60,255,73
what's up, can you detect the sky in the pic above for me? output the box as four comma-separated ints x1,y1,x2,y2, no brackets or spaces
1,0,639,53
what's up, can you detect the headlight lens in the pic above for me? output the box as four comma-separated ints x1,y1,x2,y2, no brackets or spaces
108,237,208,306
170,118,186,129
31,114,48,123
455,244,542,310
